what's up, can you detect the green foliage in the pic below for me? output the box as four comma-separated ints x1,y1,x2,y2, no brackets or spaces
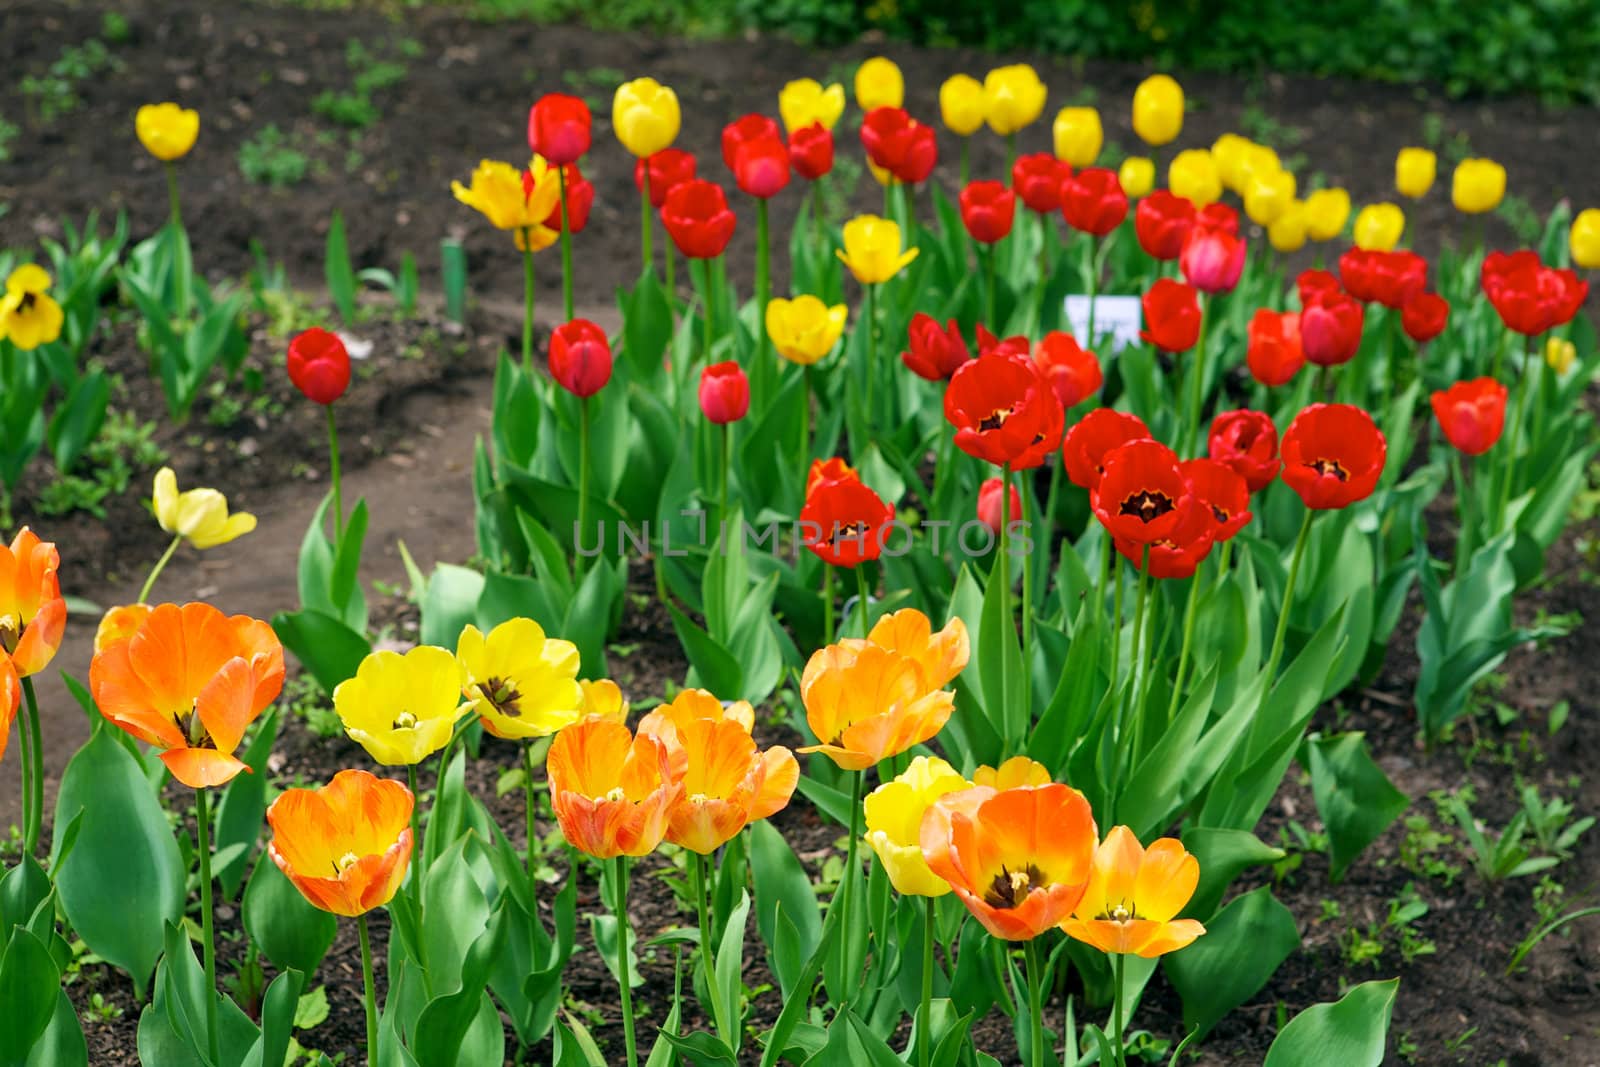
20,38,121,122
311,38,412,129
238,125,311,188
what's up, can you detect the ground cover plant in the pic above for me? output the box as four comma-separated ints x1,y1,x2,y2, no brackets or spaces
2,4,1599,1065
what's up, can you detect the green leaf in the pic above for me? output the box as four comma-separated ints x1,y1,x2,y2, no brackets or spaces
1178,828,1285,921
1307,733,1409,882
326,210,357,322
0,926,60,1061
714,891,752,1050
420,564,487,650
1263,979,1398,1067
23,990,88,1067
270,609,371,695
244,968,305,1067
1163,886,1300,1038
749,821,821,998
667,602,743,697
242,857,338,979
213,709,281,900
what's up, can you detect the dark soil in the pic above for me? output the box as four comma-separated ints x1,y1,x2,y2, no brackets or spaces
4,1,1600,1065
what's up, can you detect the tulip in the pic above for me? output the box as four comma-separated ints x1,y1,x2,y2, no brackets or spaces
638,686,756,736
1061,167,1128,237
1546,336,1577,375
984,64,1047,137
1303,187,1352,241
1062,408,1152,490
965,758,1047,790
865,756,970,896
1132,73,1183,146
1431,378,1507,456
612,78,680,158
779,78,846,133
136,102,200,161
1300,289,1365,367
1340,248,1427,309
267,769,414,917
634,148,696,208
1571,208,1600,269
1280,403,1387,510
1211,133,1251,192
767,295,847,366
699,360,750,425
1181,458,1251,541
451,158,561,238
1208,410,1282,492
1135,191,1196,262
1452,158,1506,214
0,265,64,351
1353,202,1405,251
800,641,954,771
548,318,612,398
901,313,970,381
150,467,255,552
1012,153,1066,214
789,123,834,181
286,326,351,406
1140,278,1201,353
944,354,1065,470
1297,268,1342,307
799,470,896,569
1402,292,1450,344
721,113,781,170
333,646,468,766
938,73,986,139
977,477,1023,536
1395,147,1436,199
542,162,594,234
456,617,583,740
527,93,591,165
837,215,918,284
1034,331,1103,409
1061,826,1207,957
1268,201,1309,253
0,528,64,680
1244,168,1296,227
960,180,1016,244
654,718,796,855
730,135,791,199
1052,106,1102,167
661,179,737,259
1180,222,1246,295
976,326,1032,360
1091,439,1189,544
1167,149,1221,207
855,56,904,111
1246,308,1304,387
1118,157,1155,199
863,609,970,690
861,107,937,185
548,717,683,858
1482,250,1588,336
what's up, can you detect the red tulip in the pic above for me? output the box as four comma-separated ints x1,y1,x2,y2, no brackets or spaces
721,114,782,171
902,314,970,381
1180,221,1246,294
661,180,737,259
1300,290,1365,367
977,477,1023,535
1140,278,1201,353
1061,168,1128,237
1430,378,1507,456
527,94,591,165
799,472,895,567
807,457,857,496
1012,153,1066,214
1401,292,1449,344
1246,308,1304,387
789,123,834,181
1197,203,1240,235
635,149,697,208
1296,269,1341,308
1091,439,1189,544
731,136,791,199
699,361,750,424
1481,250,1589,336
1134,190,1196,261
286,327,351,405
1062,408,1152,490
1340,248,1427,309
543,162,594,233
1180,458,1251,541
860,108,936,185
1116,491,1215,579
548,319,612,398
975,325,1032,361
959,180,1016,244
1280,403,1387,509
944,354,1065,470
1208,410,1281,492
1033,332,1102,409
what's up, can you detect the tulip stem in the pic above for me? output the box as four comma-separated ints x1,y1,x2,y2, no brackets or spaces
1123,547,1153,811
613,856,639,1067
1084,236,1100,349
1494,347,1536,532
800,364,813,471
691,851,729,1043
855,564,872,637
864,282,878,422
1025,937,1046,1067
407,763,423,871
1019,477,1033,717
996,464,1014,748
984,245,997,328
1005,133,1017,174
1165,566,1204,724
959,139,970,186
15,682,32,859
757,198,771,369
665,246,676,305
1112,950,1128,1067
1108,551,1125,708
640,174,654,276
837,769,864,1014
138,533,183,605
195,787,221,1066
811,181,824,249
327,405,344,545
822,565,835,646
557,166,575,322
165,161,182,230
578,396,591,576
719,422,731,527
1185,293,1210,456
1259,509,1315,720
20,676,43,858
1451,452,1474,577
918,895,935,1067
358,913,378,1064
523,742,538,881
521,236,536,374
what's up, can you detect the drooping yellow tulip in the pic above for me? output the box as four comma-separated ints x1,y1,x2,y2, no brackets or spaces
939,74,986,137
983,64,1047,136
1131,74,1183,147
779,78,846,134
0,265,64,351
855,56,904,111
766,296,848,366
1303,187,1352,241
451,158,561,250
1451,158,1506,214
334,646,469,766
1353,202,1406,251
151,467,256,549
1394,147,1436,199
837,215,918,285
1167,149,1221,207
612,78,680,158
863,755,970,896
135,102,200,161
1052,107,1103,167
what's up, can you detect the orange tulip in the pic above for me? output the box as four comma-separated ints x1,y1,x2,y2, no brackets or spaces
266,769,414,917
657,718,798,854
861,609,969,689
547,718,684,858
799,641,955,770
89,602,285,788
0,651,17,765
1060,826,1206,958
0,527,66,677
919,783,1097,941
637,686,755,737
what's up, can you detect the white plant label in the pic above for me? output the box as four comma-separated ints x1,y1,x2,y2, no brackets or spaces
1063,295,1142,354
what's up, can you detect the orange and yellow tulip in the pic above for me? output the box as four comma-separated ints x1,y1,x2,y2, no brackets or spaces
0,651,17,765
863,755,970,896
799,641,955,770
861,608,969,690
656,718,797,854
920,783,1098,940
638,686,756,737
1060,825,1206,958
89,602,284,788
266,769,414,917
547,718,684,858
0,527,65,677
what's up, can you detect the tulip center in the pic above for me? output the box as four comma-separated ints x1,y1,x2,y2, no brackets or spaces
982,863,1048,909
1118,490,1175,524
1306,457,1349,482
978,406,1015,432
17,292,36,312
825,520,871,547
603,786,627,803
1211,504,1231,524
175,704,214,748
1101,900,1137,923
334,851,361,874
0,614,18,653
482,676,523,718
393,711,418,730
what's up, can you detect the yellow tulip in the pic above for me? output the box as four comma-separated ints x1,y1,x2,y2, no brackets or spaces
971,756,1051,790
837,215,918,285
1452,158,1506,215
1052,107,1103,167
939,74,986,137
855,57,904,111
151,467,256,549
135,102,199,161
779,78,846,134
1569,208,1600,270
1235,143,1281,193
1131,74,1183,147
1545,337,1576,376
334,646,469,766
612,78,680,158
456,618,583,740
1303,187,1352,241
1116,157,1155,199
451,158,561,248
1211,133,1252,192
766,295,848,366
1244,168,1297,227
862,755,970,896
983,64,1047,136
579,678,628,722
1353,202,1405,251
1268,200,1309,253
1167,149,1221,207
1394,147,1436,199
0,265,64,351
